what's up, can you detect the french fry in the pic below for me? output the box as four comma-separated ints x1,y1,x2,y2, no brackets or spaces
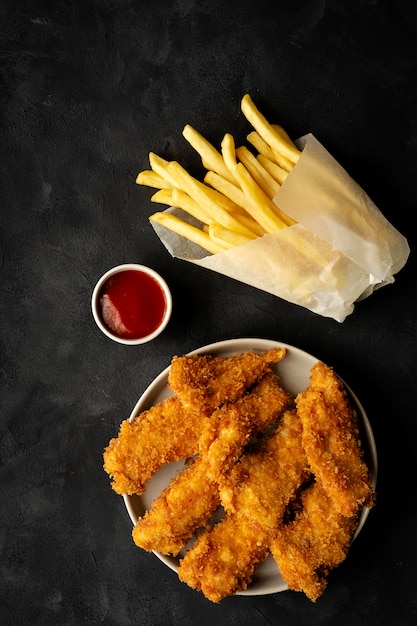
171,188,212,224
199,183,262,237
136,170,173,189
208,223,256,249
201,182,248,219
221,133,238,176
246,130,294,173
149,154,243,222
149,212,227,255
271,148,297,172
257,154,289,185
151,188,175,206
234,163,294,233
202,224,236,253
151,188,211,225
272,123,298,149
166,161,257,239
136,93,306,255
246,131,276,161
182,125,236,185
219,134,284,234
241,94,301,165
149,152,180,189
204,170,270,234
235,145,281,199
230,212,267,238
204,170,253,215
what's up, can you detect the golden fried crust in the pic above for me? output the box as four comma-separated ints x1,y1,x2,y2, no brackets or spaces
132,456,220,556
295,361,376,517
131,375,290,556
178,410,309,602
168,348,286,416
271,482,358,602
103,396,205,496
178,516,270,603
219,409,309,528
198,372,292,482
105,351,376,604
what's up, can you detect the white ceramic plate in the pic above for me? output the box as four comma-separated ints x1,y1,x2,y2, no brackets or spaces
123,338,378,596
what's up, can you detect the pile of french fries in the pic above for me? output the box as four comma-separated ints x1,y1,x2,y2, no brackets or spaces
136,95,302,255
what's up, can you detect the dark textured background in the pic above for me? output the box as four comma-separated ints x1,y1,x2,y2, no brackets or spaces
1,1,416,624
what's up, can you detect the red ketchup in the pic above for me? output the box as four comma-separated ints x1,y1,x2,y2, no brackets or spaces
99,269,167,340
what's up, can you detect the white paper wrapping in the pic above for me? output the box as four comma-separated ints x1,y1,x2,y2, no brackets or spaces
150,134,410,322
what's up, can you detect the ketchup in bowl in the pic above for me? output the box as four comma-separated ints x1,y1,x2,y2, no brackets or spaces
92,264,172,344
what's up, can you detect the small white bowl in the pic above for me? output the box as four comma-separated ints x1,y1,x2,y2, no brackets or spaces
91,264,172,345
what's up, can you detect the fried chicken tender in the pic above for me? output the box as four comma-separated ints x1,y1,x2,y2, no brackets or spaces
198,372,292,482
104,349,286,496
178,515,270,603
271,482,359,602
219,409,309,526
103,396,205,496
178,410,309,602
132,375,290,556
168,348,286,416
132,456,220,556
105,349,376,603
295,361,376,517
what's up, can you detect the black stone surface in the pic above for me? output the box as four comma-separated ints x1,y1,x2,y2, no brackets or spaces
1,1,416,624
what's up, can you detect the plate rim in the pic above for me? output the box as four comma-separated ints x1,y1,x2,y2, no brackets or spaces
122,338,378,597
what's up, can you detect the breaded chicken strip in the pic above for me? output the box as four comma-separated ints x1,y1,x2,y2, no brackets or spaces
178,410,309,602
271,482,358,602
218,409,309,525
198,372,292,481
168,348,286,416
295,361,376,517
132,376,290,555
132,455,220,556
103,396,205,496
104,349,286,496
178,515,270,602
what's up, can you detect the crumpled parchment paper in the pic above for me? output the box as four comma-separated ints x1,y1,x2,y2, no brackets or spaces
150,134,409,322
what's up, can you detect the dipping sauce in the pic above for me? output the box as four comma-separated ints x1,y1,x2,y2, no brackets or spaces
98,269,168,340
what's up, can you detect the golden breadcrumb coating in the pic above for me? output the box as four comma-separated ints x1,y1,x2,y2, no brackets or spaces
132,374,290,556
103,396,205,496
104,351,376,604
168,348,286,416
295,361,376,517
198,371,292,481
132,456,220,556
218,409,308,527
271,481,359,602
178,410,309,601
178,515,270,603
